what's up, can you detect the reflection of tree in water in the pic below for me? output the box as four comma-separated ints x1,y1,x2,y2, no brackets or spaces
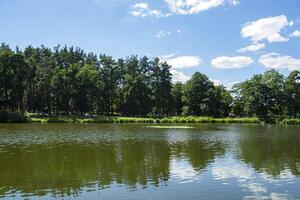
237,126,300,177
0,138,224,198
172,140,225,171
0,141,170,197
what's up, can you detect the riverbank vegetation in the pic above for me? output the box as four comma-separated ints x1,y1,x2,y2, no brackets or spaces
3,113,299,124
0,43,299,123
0,113,260,124
28,115,260,124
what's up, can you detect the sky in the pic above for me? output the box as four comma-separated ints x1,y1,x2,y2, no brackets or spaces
1,0,300,87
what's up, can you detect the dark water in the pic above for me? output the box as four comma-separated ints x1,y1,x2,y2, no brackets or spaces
0,124,300,200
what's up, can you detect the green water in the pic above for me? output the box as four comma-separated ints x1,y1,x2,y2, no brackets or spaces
0,124,299,199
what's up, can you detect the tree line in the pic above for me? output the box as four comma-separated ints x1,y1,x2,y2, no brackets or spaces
0,43,299,121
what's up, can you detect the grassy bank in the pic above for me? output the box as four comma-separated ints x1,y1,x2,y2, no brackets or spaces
34,116,261,124
281,118,300,125
1,112,299,124
22,114,261,124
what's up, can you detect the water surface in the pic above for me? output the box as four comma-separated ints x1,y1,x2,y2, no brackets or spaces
0,124,300,199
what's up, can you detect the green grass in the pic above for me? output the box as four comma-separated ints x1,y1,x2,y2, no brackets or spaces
26,114,261,124
281,118,300,125
156,116,260,124
2,112,298,124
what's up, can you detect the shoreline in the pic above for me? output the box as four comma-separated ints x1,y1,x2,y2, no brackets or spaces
0,114,299,124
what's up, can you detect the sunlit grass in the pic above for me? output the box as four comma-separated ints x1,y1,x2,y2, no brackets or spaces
27,114,261,124
281,118,300,125
1,112,297,124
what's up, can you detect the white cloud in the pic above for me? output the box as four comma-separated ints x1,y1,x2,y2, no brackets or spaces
259,53,300,71
164,0,238,15
171,70,190,82
131,3,171,17
237,42,265,53
209,79,240,89
226,81,240,90
211,56,253,69
290,30,300,38
268,33,289,42
156,30,171,38
161,55,202,69
210,79,222,86
132,0,239,17
241,15,292,43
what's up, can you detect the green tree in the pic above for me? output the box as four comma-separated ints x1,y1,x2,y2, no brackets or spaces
285,71,300,118
172,82,184,115
23,46,55,113
184,72,214,116
206,85,232,117
76,64,103,115
0,44,29,113
119,56,152,116
232,70,285,122
100,55,120,115
151,58,174,116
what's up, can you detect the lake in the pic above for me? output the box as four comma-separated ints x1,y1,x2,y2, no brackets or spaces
0,124,300,200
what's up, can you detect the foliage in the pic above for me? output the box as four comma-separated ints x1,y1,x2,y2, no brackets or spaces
28,114,260,124
184,72,214,116
232,70,289,122
1,43,300,123
172,82,184,115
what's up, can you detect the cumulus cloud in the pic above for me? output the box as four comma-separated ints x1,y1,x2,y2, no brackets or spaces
241,15,292,43
132,0,239,17
258,53,300,71
211,56,253,69
237,42,265,53
161,55,202,69
131,3,171,17
171,70,190,82
164,0,239,15
290,30,300,38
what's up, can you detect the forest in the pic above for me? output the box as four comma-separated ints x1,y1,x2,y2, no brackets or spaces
0,43,299,122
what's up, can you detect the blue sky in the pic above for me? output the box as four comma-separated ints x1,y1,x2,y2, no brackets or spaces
1,0,300,86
